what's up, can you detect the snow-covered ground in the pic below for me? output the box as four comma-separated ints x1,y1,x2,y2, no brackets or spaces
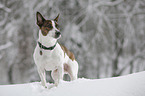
0,71,145,96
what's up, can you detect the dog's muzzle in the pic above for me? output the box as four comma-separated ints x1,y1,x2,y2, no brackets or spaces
55,31,61,38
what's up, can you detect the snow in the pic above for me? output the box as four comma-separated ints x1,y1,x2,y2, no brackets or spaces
0,71,145,96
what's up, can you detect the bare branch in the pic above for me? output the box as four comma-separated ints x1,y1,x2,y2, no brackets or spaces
0,42,13,51
118,48,145,75
94,0,124,8
0,3,11,13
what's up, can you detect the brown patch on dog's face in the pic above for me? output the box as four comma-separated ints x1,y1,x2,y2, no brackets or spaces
40,20,53,36
36,12,53,36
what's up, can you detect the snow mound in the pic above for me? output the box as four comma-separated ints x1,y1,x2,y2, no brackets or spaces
0,71,145,96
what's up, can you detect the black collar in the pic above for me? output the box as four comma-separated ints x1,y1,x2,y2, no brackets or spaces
38,41,57,50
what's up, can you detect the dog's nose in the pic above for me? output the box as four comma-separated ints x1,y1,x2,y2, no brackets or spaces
55,31,61,36
55,31,61,38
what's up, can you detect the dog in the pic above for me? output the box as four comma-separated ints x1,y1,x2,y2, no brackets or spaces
33,12,79,87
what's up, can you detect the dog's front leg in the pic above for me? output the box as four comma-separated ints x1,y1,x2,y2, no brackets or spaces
55,66,63,86
38,68,47,88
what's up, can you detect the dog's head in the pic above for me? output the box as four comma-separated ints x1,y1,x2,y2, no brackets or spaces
36,12,61,39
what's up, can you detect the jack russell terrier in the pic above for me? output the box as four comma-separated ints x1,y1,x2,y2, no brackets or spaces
33,12,79,87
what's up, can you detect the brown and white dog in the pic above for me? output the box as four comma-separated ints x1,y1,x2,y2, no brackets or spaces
33,12,79,87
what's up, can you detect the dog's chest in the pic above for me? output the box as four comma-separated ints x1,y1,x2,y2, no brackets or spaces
34,44,64,70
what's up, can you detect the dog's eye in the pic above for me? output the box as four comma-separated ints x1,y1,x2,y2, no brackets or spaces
48,24,52,28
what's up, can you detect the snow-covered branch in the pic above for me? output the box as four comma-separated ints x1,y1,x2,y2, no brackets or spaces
94,0,124,8
0,3,11,13
0,42,13,51
118,43,145,75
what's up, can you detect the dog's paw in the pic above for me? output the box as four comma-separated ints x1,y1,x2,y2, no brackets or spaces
55,83,58,87
41,84,47,88
48,84,55,89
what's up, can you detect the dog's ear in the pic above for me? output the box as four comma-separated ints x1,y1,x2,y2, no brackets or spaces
36,12,45,27
54,14,60,22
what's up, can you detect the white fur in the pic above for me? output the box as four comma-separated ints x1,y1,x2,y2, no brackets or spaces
33,20,78,87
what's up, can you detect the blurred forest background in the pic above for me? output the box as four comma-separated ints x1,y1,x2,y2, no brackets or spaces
0,0,145,84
